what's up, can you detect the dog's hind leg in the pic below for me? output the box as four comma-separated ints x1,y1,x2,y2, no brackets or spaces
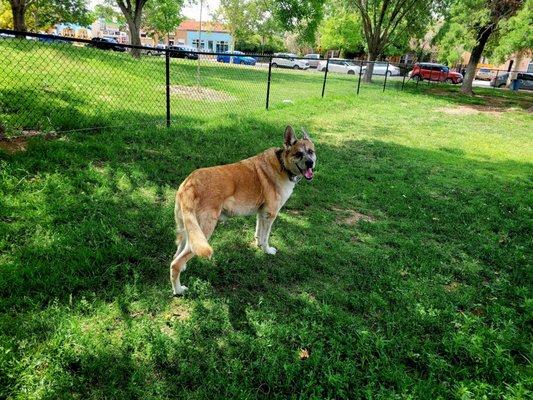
170,210,219,296
173,201,186,261
170,245,194,296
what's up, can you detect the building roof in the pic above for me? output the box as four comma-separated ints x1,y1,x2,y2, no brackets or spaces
178,20,228,33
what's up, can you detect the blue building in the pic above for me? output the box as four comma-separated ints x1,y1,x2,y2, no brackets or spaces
168,20,232,52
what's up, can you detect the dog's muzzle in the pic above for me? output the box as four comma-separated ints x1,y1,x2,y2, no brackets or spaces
301,160,314,181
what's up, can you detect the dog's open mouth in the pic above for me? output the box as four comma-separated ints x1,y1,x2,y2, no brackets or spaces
303,167,314,180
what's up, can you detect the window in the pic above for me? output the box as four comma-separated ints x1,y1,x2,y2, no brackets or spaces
192,39,206,49
528,62,533,73
208,40,213,51
215,41,229,52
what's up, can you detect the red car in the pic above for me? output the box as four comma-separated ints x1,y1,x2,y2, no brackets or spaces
409,62,463,84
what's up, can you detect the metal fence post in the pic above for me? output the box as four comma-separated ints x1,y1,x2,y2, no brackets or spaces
266,56,272,110
165,49,170,128
493,69,499,89
401,70,407,90
383,62,389,92
357,60,363,95
321,57,330,98
428,67,432,86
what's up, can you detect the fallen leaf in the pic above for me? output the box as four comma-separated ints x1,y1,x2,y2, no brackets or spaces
299,348,309,360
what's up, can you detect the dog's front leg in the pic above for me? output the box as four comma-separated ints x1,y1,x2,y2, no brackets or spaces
257,211,277,255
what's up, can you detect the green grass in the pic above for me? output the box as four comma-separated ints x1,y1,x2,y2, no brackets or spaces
1,38,533,399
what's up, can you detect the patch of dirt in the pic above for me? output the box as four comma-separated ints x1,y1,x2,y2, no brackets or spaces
444,282,460,292
0,130,57,153
0,137,28,153
333,207,375,225
436,105,504,116
169,85,235,102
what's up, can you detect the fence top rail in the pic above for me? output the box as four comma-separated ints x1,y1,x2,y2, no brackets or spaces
4,29,531,74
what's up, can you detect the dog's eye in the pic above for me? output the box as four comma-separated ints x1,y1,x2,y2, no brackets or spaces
294,151,304,158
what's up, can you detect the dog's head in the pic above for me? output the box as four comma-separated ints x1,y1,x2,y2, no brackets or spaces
282,125,316,181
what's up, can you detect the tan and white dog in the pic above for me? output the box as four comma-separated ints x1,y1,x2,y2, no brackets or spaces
170,125,316,295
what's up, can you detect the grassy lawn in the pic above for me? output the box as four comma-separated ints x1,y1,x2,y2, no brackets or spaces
1,38,533,399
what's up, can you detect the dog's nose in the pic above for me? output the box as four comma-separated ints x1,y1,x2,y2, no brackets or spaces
305,160,314,168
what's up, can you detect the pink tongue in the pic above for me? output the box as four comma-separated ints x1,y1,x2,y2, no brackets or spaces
304,168,314,179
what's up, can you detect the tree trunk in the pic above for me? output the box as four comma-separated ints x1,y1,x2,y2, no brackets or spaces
126,15,142,58
460,24,495,95
116,1,145,59
10,0,27,37
363,50,379,83
506,50,523,87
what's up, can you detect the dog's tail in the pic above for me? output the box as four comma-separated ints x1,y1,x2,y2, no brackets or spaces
181,205,213,259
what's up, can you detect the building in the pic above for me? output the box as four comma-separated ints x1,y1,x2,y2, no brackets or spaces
52,23,91,39
458,50,532,72
165,20,232,52
90,18,128,44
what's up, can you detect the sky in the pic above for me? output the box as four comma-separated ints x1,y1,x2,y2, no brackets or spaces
88,0,221,21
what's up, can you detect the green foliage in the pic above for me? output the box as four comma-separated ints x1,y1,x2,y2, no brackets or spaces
351,0,442,59
272,0,326,45
143,0,185,38
215,0,283,51
0,0,13,29
91,1,126,26
436,22,475,66
235,33,285,53
30,0,92,29
491,0,533,63
318,12,364,55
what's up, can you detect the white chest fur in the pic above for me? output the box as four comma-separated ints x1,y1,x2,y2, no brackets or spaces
278,180,296,209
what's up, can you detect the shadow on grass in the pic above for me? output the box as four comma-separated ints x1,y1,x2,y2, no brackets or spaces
0,116,531,398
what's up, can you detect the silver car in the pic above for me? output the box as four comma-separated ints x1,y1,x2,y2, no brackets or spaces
304,54,321,68
490,72,533,90
371,62,401,76
271,53,309,70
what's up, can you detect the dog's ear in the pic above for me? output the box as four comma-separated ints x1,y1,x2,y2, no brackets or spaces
284,125,297,147
301,127,311,141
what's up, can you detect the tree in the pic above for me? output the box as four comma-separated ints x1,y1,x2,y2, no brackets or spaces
92,2,126,26
272,0,326,46
0,0,13,29
7,0,90,35
29,0,91,30
143,0,184,42
318,12,364,56
215,0,282,52
351,0,442,82
115,0,149,58
443,0,524,95
491,0,532,63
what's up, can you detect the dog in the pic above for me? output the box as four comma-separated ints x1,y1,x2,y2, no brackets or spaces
170,125,316,295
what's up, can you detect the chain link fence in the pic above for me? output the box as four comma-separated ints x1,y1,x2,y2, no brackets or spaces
1,29,531,137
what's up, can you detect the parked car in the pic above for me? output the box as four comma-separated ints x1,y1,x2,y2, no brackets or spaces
409,62,463,84
304,53,321,68
168,45,198,59
89,37,126,52
476,68,493,80
317,58,366,75
371,62,401,76
271,53,309,69
38,35,71,45
145,43,167,56
216,51,256,65
490,72,533,90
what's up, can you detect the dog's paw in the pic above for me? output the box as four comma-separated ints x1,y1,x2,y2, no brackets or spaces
173,285,188,296
263,246,277,255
